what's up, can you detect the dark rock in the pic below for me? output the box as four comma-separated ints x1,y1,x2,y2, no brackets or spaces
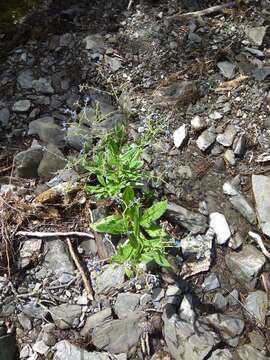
114,293,141,319
92,314,145,354
14,145,44,178
203,313,245,347
166,202,208,234
80,308,112,337
51,304,82,329
163,305,220,360
38,144,66,180
28,117,66,148
0,108,10,127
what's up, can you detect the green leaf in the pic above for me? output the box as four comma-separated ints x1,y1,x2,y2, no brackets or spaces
91,214,126,234
140,200,167,228
133,205,141,238
97,175,106,186
113,242,133,263
145,224,167,238
122,186,135,206
153,252,171,268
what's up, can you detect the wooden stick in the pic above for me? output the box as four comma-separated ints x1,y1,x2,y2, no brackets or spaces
66,237,94,301
249,231,270,260
169,2,237,21
16,231,94,240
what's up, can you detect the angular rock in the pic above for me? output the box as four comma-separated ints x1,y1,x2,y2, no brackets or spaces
248,330,266,351
18,313,32,331
203,313,245,347
53,340,112,360
43,239,74,279
18,239,42,269
236,344,268,360
80,308,112,337
245,26,268,46
210,212,231,245
196,128,216,151
17,69,33,89
252,175,270,236
33,340,49,355
51,304,81,329
166,202,208,234
91,265,125,295
66,123,92,150
163,305,220,360
190,115,206,131
216,125,237,147
213,293,228,311
84,34,105,52
224,149,236,165
223,181,256,224
173,124,188,148
253,67,270,81
225,245,266,290
32,78,54,94
229,232,243,250
92,314,145,354
0,108,10,127
105,56,122,72
245,290,268,325
114,293,141,319
217,61,236,79
38,144,66,180
153,80,199,107
202,273,220,292
12,100,31,112
233,134,246,156
14,145,44,178
28,117,65,148
208,349,233,359
91,112,126,138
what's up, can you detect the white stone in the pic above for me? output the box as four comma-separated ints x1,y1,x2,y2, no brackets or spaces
196,128,216,151
190,116,206,131
210,212,231,245
173,124,188,148
33,340,49,355
224,149,236,165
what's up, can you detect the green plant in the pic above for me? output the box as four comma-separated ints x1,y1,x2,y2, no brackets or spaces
83,126,146,199
91,187,171,273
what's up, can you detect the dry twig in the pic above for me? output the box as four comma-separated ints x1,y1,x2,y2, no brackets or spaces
169,2,237,21
66,237,94,301
16,230,94,240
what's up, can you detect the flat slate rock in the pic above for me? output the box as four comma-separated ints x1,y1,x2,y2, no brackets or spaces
252,175,270,236
225,245,266,290
244,290,268,325
166,202,208,234
236,344,268,360
92,314,145,354
51,304,81,329
91,265,125,295
80,308,112,337
163,305,220,360
53,340,112,360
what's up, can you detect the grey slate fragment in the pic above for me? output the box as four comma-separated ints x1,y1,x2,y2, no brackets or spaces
166,202,208,234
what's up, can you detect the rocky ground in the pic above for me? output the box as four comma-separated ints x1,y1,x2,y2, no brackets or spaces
1,0,270,359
